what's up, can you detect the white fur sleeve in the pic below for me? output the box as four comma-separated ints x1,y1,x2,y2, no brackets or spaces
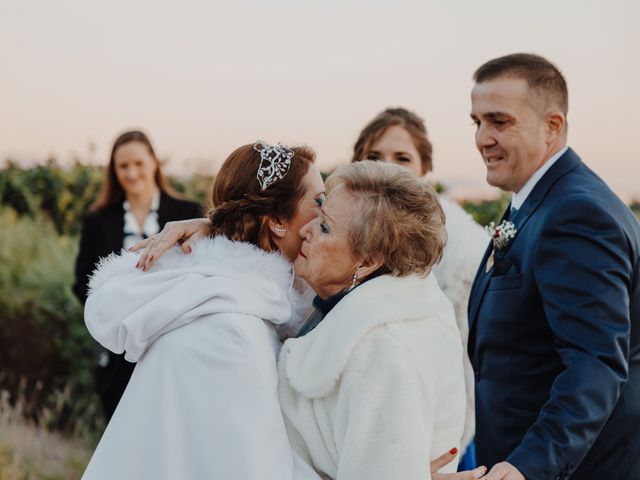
84,248,242,362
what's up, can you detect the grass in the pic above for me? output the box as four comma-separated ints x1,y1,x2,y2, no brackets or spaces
0,389,93,480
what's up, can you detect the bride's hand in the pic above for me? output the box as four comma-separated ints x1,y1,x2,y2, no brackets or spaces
130,218,212,271
431,448,487,479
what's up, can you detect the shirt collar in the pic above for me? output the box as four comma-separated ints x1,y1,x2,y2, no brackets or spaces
312,289,350,316
511,146,568,210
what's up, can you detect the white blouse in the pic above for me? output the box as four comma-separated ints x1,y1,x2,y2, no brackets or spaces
122,190,160,250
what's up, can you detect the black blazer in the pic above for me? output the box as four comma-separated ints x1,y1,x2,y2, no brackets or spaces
73,191,202,304
468,148,640,479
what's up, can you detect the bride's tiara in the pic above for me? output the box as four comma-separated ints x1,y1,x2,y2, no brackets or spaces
254,140,295,191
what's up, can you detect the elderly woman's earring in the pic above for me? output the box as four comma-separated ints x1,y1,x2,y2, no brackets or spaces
350,271,358,290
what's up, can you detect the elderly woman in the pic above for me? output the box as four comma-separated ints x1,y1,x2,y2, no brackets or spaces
133,162,481,479
279,161,466,479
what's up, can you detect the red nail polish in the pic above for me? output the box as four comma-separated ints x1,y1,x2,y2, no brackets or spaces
185,246,192,253
449,447,458,455
135,261,140,269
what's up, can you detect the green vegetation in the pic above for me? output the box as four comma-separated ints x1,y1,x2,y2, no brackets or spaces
0,159,212,236
0,208,98,478
460,191,511,226
630,201,640,222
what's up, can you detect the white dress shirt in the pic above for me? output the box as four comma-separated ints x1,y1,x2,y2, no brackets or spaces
511,146,569,210
122,189,160,250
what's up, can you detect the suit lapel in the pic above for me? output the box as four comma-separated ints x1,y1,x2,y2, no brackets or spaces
157,191,173,227
508,149,580,235
468,148,582,334
98,204,126,254
468,205,511,332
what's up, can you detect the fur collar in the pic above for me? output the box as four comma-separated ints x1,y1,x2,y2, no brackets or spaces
280,272,452,398
88,235,293,296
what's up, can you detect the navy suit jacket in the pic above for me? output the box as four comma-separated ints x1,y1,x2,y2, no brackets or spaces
468,148,640,479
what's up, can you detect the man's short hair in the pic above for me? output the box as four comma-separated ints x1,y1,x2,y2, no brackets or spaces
473,53,568,116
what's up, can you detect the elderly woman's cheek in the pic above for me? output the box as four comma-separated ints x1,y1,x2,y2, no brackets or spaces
293,255,307,278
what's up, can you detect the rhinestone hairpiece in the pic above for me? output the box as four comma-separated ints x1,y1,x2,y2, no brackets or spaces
254,141,295,191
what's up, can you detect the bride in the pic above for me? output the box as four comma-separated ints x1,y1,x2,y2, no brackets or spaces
81,141,325,480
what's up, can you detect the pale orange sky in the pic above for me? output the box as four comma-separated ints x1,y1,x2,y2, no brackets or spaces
1,0,639,199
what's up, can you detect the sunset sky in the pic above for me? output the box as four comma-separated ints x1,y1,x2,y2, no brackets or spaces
1,0,638,200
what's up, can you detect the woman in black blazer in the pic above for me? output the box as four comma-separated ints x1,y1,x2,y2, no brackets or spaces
73,130,202,422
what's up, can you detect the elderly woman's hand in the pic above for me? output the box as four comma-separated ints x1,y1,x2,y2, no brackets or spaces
431,448,487,479
130,218,211,271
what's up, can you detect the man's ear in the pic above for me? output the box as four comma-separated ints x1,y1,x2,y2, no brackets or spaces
354,252,385,283
267,216,288,238
546,111,566,142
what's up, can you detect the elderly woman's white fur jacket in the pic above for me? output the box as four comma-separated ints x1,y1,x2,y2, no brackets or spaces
278,272,467,480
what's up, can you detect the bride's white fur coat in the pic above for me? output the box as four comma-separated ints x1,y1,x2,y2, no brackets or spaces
86,236,305,362
278,273,467,480
83,236,320,480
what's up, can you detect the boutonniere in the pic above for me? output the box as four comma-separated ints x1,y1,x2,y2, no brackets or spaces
486,220,517,250
485,220,517,272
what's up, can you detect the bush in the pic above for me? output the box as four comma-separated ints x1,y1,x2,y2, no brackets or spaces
0,159,212,237
461,192,511,226
169,172,213,213
630,201,640,222
0,207,101,438
0,160,103,236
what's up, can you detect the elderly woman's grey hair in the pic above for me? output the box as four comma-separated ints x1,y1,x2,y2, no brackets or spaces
326,160,447,277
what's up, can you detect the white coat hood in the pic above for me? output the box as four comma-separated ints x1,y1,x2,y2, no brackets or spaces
85,236,299,362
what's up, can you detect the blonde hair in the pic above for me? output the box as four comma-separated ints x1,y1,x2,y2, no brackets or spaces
326,161,446,276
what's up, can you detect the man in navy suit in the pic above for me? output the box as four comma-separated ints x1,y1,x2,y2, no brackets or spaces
467,53,640,479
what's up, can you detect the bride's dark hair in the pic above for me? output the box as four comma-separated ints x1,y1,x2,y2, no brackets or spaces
209,143,315,251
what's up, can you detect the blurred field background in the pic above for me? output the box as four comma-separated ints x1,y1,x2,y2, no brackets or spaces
0,159,639,478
